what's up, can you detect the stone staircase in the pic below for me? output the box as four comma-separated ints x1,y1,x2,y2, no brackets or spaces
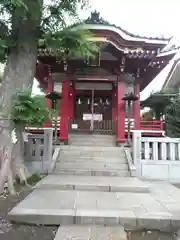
55,146,130,177
55,134,130,177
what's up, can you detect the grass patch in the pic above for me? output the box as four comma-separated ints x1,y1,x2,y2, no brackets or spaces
27,173,42,186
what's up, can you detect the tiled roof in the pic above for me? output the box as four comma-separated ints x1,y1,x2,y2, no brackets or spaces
162,56,180,88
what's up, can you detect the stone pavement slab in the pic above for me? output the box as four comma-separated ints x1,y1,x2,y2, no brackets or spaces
54,225,127,240
36,176,150,193
8,184,180,230
56,162,128,170
55,169,130,177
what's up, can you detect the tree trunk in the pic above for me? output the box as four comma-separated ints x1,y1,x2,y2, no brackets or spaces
0,0,43,194
12,126,30,185
0,50,37,194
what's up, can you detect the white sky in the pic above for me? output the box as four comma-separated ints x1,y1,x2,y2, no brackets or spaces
15,0,180,98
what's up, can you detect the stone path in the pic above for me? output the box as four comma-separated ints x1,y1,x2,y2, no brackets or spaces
8,181,180,231
36,175,150,192
54,225,127,240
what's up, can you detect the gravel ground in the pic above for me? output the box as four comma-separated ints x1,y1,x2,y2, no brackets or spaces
0,186,58,240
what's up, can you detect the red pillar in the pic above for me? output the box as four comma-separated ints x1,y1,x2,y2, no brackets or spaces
133,83,140,130
59,80,69,144
116,78,126,144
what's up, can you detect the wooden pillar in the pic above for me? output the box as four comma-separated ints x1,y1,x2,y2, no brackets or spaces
45,75,53,108
133,83,140,130
116,77,126,144
69,86,75,120
112,89,117,121
59,80,69,144
43,76,53,128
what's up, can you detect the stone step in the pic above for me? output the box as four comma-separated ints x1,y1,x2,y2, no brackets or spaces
69,135,116,146
8,189,176,230
36,175,150,193
70,139,115,143
59,155,125,161
60,145,123,151
57,157,127,164
70,136,115,140
70,134,115,140
54,169,130,177
60,147,125,158
69,142,115,147
54,225,127,240
56,162,128,171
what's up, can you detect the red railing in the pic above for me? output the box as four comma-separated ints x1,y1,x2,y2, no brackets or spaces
140,120,164,131
26,120,165,136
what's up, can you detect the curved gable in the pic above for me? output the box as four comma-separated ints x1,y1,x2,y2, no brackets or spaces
80,11,170,45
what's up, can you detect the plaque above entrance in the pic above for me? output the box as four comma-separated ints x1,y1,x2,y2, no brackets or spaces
75,82,112,90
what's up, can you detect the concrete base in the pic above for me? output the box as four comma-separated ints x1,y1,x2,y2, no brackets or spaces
60,140,69,145
36,175,150,193
54,225,127,240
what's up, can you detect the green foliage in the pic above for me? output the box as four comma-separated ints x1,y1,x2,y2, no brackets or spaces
141,109,154,120
42,0,89,32
27,173,42,186
142,88,179,120
165,95,180,137
0,0,93,62
12,92,51,127
45,28,98,59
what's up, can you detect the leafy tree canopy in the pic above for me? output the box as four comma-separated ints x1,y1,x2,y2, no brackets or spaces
12,91,51,127
165,95,180,137
0,0,97,62
141,88,179,120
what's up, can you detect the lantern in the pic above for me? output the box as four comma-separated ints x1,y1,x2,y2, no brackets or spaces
122,92,139,146
46,91,62,143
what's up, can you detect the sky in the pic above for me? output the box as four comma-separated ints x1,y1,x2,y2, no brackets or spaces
12,0,180,99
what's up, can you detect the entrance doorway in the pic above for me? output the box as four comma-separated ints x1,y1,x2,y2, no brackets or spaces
71,90,114,134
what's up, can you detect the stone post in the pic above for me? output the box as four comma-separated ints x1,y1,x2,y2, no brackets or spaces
43,128,53,172
132,130,142,176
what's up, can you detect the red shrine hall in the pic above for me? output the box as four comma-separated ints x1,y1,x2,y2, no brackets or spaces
35,11,176,144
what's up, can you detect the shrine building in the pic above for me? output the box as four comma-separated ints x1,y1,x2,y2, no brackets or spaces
35,11,177,144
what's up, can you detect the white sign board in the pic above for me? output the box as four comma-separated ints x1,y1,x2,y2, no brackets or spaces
72,124,78,129
93,114,103,121
83,114,92,121
83,113,103,121
54,82,62,93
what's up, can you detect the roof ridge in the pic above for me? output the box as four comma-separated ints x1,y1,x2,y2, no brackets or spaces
82,11,171,42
